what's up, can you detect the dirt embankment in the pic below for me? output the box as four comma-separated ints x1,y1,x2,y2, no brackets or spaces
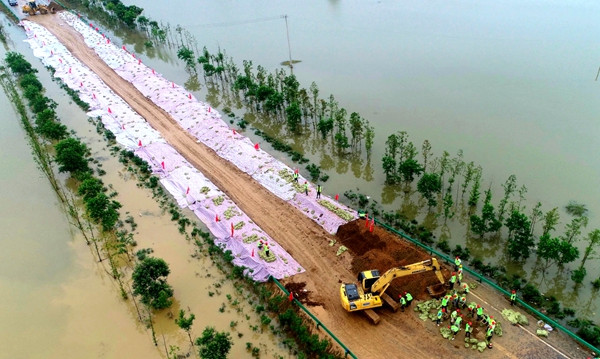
337,220,450,301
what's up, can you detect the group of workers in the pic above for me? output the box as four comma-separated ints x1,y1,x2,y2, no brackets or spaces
398,291,413,312
293,171,323,199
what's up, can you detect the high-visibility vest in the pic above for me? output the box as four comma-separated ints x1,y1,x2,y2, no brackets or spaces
455,317,463,327
358,210,366,218
304,184,308,190
458,273,463,282
511,293,516,301
406,293,413,301
451,311,458,319
317,185,322,192
442,297,449,306
477,307,483,316
450,275,457,283
437,310,443,319
455,258,461,266
486,328,493,336
293,173,298,179
400,297,406,305
451,325,460,333
465,323,472,333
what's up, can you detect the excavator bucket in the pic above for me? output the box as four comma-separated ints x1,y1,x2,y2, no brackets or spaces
426,283,447,298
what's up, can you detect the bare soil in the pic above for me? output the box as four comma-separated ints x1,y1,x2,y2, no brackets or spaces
29,13,591,359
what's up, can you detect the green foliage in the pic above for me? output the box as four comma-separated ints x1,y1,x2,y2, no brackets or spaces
571,267,587,284
417,172,442,207
470,190,502,236
175,309,195,333
542,207,560,236
537,234,579,269
19,73,43,92
285,102,302,133
78,176,104,201
592,278,600,289
195,326,233,359
398,158,423,184
468,167,482,207
577,322,600,347
6,52,37,76
505,210,534,260
521,284,543,306
54,138,90,175
177,46,196,71
497,174,517,223
565,201,588,217
132,257,174,310
382,155,397,184
85,192,122,231
579,229,600,273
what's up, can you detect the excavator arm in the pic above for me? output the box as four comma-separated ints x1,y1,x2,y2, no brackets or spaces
369,258,445,296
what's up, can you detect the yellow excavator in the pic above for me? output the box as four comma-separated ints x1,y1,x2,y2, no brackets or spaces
22,1,54,15
340,258,446,324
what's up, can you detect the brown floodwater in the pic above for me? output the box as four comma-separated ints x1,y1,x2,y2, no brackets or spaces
0,22,291,358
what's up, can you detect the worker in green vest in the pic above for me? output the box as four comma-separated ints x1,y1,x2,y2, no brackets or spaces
304,181,308,195
454,256,462,271
404,292,413,306
358,209,366,219
510,290,517,306
441,294,450,310
449,324,460,341
450,309,459,325
458,270,463,285
459,295,467,309
476,305,484,321
449,272,457,290
436,308,444,326
399,295,407,312
316,184,323,199
462,283,470,295
465,321,473,338
293,172,298,182
455,315,463,329
485,326,494,344
467,302,476,317
452,293,459,309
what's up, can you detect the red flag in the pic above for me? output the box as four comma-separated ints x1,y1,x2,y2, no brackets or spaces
232,129,236,135
288,292,294,301
152,69,155,74
108,107,112,114
188,93,192,99
138,140,142,147
92,93,96,99
132,53,136,58
50,50,53,55
231,223,234,237
59,59,62,64
68,68,71,73
171,82,174,88
107,39,110,44
95,27,99,31
251,249,254,257
254,143,259,150
215,214,219,222
369,222,374,232
186,187,190,195
122,45,126,51
102,33,105,38
122,124,125,130
89,23,93,27
80,82,83,87
161,161,165,169
138,59,141,65
335,194,339,201
208,107,211,113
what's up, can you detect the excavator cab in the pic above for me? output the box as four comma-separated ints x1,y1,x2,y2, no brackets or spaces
358,269,380,293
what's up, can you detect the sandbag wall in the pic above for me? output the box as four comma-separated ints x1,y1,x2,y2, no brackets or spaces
58,11,357,235
22,20,303,282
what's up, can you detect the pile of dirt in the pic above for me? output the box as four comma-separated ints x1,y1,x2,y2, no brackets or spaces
48,2,65,11
284,282,324,307
337,220,450,301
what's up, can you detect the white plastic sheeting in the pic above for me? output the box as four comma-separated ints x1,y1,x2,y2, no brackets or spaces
22,19,303,282
58,11,359,232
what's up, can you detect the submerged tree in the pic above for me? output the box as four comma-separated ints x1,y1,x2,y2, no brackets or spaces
470,189,502,237
542,207,560,236
578,229,600,275
196,326,233,359
54,138,90,175
132,257,174,310
421,139,432,172
175,309,196,349
468,166,483,208
497,174,517,223
505,210,534,260
565,201,588,217
177,45,197,72
537,234,579,270
417,173,442,208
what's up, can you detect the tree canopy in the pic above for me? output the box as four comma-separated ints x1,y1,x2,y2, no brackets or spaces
132,257,174,310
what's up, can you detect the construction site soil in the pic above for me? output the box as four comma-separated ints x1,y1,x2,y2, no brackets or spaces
337,220,451,301
29,13,592,359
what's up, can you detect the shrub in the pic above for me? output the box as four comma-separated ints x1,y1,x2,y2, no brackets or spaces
522,284,543,306
571,267,587,284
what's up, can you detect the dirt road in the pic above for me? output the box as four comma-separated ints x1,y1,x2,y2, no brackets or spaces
29,14,587,359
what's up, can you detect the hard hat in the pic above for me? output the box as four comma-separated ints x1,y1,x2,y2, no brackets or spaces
477,305,480,308
456,256,459,259
468,322,472,325
442,308,446,312
452,272,456,275
512,290,516,293
457,309,460,312
404,292,407,294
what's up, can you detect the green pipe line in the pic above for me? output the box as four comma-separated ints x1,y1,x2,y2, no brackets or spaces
270,276,358,359
374,218,600,353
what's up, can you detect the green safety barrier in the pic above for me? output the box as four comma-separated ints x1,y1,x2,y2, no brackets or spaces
270,276,358,359
374,218,600,353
